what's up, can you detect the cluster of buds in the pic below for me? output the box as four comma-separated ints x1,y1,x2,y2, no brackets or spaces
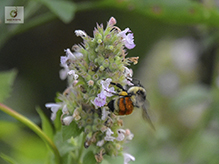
46,17,138,163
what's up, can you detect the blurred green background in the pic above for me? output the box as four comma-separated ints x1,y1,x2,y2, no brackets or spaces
1,0,219,164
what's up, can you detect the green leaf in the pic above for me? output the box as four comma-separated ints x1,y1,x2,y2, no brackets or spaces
83,151,96,164
62,121,83,141
54,110,62,131
171,85,211,110
0,69,17,102
41,0,76,23
36,106,54,140
54,131,77,156
0,153,19,164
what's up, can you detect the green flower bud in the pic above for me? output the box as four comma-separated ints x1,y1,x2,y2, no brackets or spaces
106,45,114,51
97,39,102,44
99,65,105,71
85,125,92,134
102,59,109,68
78,120,85,129
86,117,93,124
92,73,99,81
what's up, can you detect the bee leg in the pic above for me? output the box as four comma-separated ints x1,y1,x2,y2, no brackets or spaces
110,82,126,91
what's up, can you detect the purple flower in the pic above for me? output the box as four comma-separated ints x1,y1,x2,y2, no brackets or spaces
118,28,136,49
93,90,106,107
100,78,115,97
93,78,115,108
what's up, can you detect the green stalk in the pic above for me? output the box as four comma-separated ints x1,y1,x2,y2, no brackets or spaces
0,103,61,164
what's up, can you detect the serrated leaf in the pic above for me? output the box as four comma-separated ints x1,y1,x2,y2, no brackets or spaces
171,85,211,110
62,121,82,141
0,153,19,164
83,151,96,164
36,106,54,140
41,0,76,23
0,69,17,102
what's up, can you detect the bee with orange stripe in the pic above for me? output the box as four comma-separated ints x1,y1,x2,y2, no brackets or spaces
107,80,155,130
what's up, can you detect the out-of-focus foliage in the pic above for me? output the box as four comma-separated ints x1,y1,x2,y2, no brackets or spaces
0,70,17,102
1,0,219,164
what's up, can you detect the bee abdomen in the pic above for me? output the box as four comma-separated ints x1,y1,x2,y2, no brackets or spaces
118,97,133,115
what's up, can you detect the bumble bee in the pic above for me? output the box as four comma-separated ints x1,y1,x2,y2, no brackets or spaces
107,80,155,130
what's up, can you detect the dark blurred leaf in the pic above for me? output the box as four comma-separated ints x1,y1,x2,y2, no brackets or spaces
0,153,19,164
36,106,54,140
83,151,96,164
171,85,211,110
40,0,76,23
107,0,219,26
62,121,82,141
0,69,17,102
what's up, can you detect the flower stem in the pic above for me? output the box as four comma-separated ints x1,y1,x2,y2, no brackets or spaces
0,103,61,164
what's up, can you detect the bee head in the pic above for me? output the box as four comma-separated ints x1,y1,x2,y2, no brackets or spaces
128,86,146,107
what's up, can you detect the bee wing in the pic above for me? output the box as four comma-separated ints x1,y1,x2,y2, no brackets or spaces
142,101,156,131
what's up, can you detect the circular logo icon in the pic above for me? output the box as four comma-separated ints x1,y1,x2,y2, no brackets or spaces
10,8,18,18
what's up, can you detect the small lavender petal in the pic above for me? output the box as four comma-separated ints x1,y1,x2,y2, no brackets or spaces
96,139,105,147
106,127,114,136
100,78,115,97
124,33,136,49
116,129,125,141
59,67,69,80
75,30,87,37
118,28,130,38
118,28,136,49
93,91,106,107
123,153,135,164
65,48,76,60
63,116,74,125
74,52,83,58
101,107,110,120
45,103,61,120
60,56,68,65
104,135,115,141
100,78,112,89
68,70,79,80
